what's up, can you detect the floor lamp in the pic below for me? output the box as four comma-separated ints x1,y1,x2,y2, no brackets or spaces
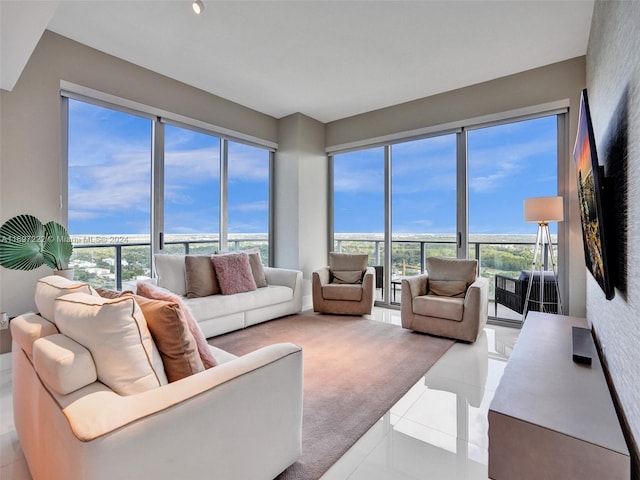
522,196,564,321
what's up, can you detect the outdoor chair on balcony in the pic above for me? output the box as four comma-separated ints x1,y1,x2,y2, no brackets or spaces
494,270,559,316
401,257,488,343
312,253,375,315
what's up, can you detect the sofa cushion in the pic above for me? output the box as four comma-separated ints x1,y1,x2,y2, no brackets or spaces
329,253,367,284
10,313,60,360
322,284,363,301
428,280,467,298
34,275,94,324
154,254,187,296
54,292,168,395
186,285,293,320
332,270,364,284
33,334,97,395
132,294,205,382
136,281,218,369
211,252,257,295
185,255,220,298
413,295,464,322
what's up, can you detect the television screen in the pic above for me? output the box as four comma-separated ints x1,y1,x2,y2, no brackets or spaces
573,89,614,300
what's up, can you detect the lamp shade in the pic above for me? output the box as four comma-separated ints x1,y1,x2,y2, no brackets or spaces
524,196,564,223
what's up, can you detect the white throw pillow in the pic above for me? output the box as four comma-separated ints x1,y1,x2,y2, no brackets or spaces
54,292,168,395
34,275,94,324
154,254,187,296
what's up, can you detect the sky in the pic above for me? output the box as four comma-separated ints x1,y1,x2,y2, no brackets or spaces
334,115,559,236
68,99,559,240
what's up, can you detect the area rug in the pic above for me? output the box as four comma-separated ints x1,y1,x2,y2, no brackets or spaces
208,311,454,480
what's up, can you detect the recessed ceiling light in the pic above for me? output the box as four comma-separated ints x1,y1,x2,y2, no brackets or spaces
192,0,205,15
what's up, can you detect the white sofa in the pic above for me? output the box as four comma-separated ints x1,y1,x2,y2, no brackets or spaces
152,253,303,338
11,308,303,480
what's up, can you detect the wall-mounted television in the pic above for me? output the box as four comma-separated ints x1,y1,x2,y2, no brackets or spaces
573,88,614,300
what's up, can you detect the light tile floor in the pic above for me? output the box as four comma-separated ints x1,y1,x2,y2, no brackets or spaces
0,308,519,480
320,308,519,480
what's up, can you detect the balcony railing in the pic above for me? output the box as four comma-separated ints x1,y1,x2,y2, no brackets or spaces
71,234,556,321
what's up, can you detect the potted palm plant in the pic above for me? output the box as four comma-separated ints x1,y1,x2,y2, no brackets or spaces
0,214,74,278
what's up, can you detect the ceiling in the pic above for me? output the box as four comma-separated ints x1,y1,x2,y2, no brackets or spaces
1,1,594,123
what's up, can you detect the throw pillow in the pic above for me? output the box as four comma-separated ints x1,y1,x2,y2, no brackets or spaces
185,255,220,298
245,249,268,288
332,270,364,284
136,281,217,369
211,252,257,295
54,292,168,396
428,280,468,298
34,275,94,324
95,288,134,299
153,254,187,296
131,294,205,382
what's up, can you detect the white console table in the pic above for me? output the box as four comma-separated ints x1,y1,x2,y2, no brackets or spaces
488,312,630,479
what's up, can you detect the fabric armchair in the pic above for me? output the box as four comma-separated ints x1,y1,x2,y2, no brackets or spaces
401,257,488,343
312,253,375,315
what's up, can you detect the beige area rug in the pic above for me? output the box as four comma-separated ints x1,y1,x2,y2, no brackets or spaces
208,311,454,480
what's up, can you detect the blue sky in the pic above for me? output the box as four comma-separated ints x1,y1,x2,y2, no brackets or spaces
334,115,559,236
69,99,558,238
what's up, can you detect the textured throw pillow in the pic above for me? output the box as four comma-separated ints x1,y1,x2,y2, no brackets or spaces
34,275,95,324
54,292,168,396
428,280,468,298
185,255,220,298
211,252,257,295
131,294,205,382
136,281,217,369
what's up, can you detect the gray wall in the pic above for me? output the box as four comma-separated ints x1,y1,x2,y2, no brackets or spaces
0,31,278,316
327,57,587,318
586,0,640,468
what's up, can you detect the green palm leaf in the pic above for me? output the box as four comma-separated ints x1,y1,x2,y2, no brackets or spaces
43,221,73,270
0,215,46,271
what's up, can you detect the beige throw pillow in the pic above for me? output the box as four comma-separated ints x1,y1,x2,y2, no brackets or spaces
428,280,468,298
54,292,168,396
34,275,94,324
185,255,220,298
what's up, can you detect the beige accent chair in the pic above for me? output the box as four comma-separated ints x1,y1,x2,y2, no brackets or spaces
312,253,375,315
401,257,488,343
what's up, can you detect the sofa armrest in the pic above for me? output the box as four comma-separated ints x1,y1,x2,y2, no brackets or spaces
401,274,428,301
264,267,302,291
463,276,489,325
58,342,303,442
312,266,331,287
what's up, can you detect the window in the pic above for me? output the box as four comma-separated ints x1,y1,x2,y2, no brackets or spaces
164,124,220,254
65,97,272,288
330,113,562,320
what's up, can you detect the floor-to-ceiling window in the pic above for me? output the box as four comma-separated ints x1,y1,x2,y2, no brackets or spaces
67,99,152,289
164,124,220,255
468,116,559,320
330,112,563,320
227,141,271,264
333,147,385,299
65,95,273,288
391,134,457,303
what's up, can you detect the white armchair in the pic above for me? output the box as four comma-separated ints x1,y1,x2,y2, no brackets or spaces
401,257,488,343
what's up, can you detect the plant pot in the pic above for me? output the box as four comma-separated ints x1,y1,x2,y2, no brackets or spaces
54,268,75,280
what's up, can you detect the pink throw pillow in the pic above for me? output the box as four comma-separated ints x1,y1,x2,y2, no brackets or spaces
211,252,257,295
136,281,217,369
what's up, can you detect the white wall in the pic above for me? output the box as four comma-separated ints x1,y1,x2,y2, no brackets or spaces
586,0,640,470
0,31,278,317
275,113,328,306
327,58,588,318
